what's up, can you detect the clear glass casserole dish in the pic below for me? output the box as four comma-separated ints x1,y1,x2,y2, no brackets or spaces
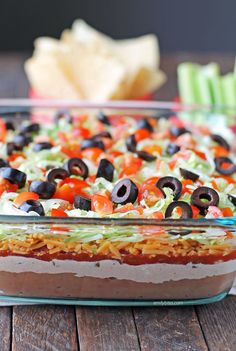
0,99,235,306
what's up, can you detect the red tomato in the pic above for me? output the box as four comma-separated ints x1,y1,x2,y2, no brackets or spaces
53,184,88,204
51,208,68,217
142,177,159,188
182,179,193,194
221,207,234,217
82,147,104,163
211,145,229,157
120,155,142,178
8,152,26,163
0,178,18,196
134,128,151,142
114,203,143,214
148,211,164,219
61,143,81,158
191,205,200,218
60,177,88,190
91,194,113,215
0,119,7,142
194,150,207,160
14,192,39,206
139,184,164,207
73,127,91,138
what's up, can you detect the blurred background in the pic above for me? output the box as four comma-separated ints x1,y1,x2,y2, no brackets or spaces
1,0,236,52
0,0,235,98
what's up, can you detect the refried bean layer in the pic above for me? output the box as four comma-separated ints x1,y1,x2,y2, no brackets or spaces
0,271,234,300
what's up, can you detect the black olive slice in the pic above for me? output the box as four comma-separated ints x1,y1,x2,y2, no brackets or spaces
126,135,137,152
111,178,138,205
91,131,112,140
168,229,192,236
74,195,91,211
136,151,157,162
33,142,53,152
29,181,56,199
179,168,199,182
20,123,40,134
165,201,193,219
191,186,219,212
64,158,89,179
215,157,236,175
5,121,15,131
165,143,180,155
46,168,69,184
170,127,190,137
81,139,105,151
137,118,154,132
156,176,182,200
6,142,15,156
55,109,73,123
211,134,230,151
19,200,45,216
0,167,26,188
0,158,9,168
97,111,111,125
96,159,115,182
228,194,236,207
13,134,32,150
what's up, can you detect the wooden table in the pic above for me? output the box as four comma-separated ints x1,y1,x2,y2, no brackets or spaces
0,52,235,351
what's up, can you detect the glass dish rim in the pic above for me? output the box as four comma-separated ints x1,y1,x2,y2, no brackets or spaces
0,98,236,112
0,98,235,227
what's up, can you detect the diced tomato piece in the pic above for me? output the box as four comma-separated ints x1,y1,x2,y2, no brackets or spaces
148,211,164,219
87,175,96,183
134,128,151,142
91,194,113,215
121,154,142,169
168,160,177,170
191,205,200,218
120,155,142,178
73,127,91,139
61,143,81,158
14,192,39,206
51,208,68,217
211,145,229,157
182,179,193,194
142,177,160,188
194,150,207,160
82,147,104,163
8,152,26,163
221,207,234,217
139,184,164,206
114,203,135,213
60,177,88,189
0,119,7,142
53,184,88,204
0,178,18,196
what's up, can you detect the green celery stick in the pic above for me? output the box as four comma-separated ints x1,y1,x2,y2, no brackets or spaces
209,75,224,106
221,73,236,115
196,63,220,105
177,63,200,104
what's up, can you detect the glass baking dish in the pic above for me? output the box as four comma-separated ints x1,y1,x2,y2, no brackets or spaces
0,99,235,306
